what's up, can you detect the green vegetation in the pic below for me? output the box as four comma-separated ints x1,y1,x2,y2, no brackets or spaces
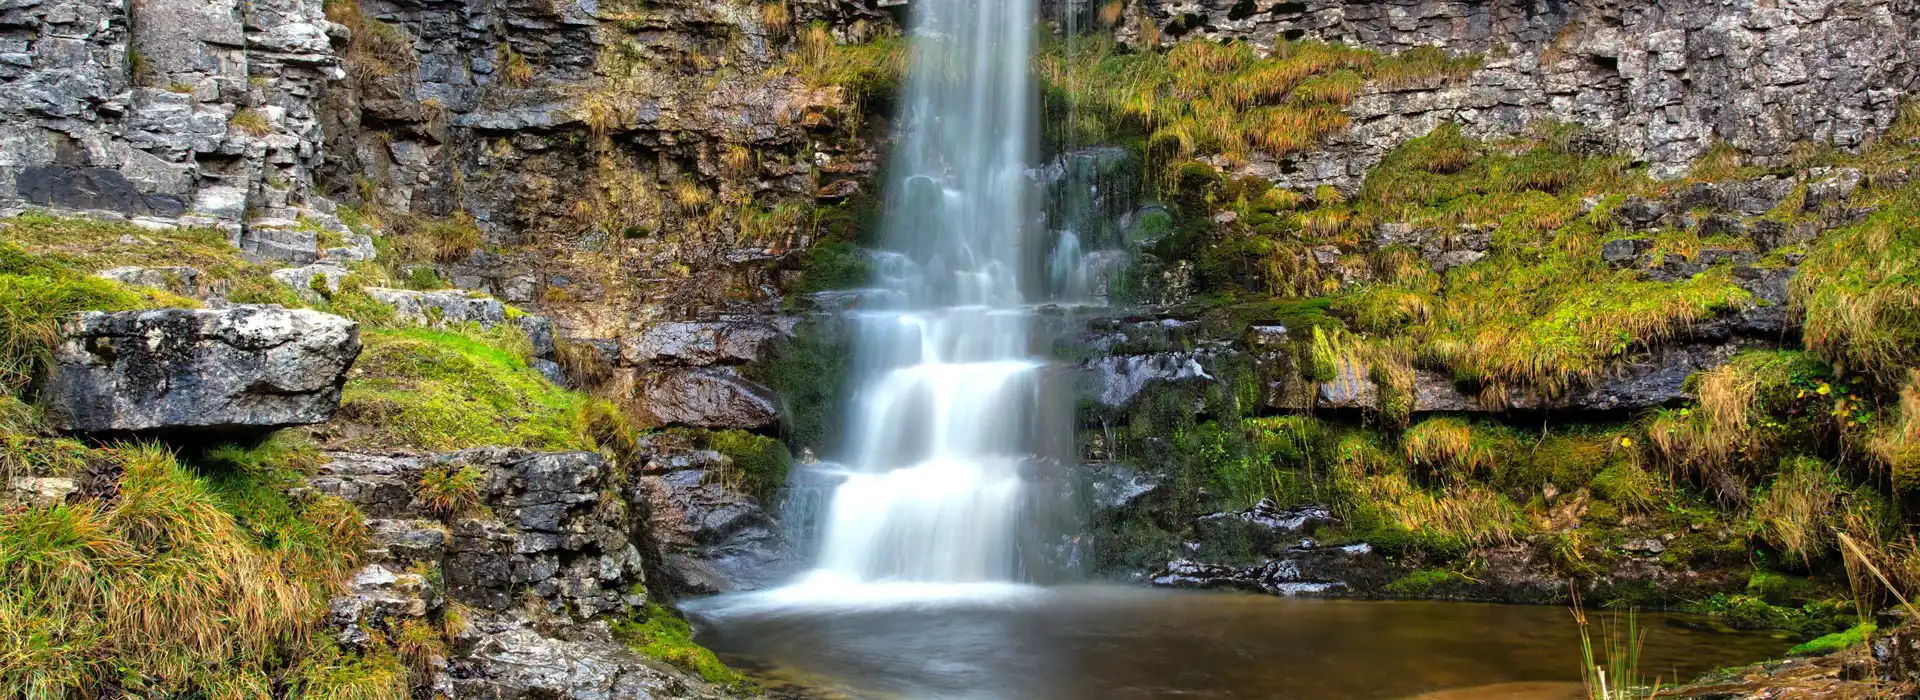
706,430,793,501
612,603,750,689
417,463,486,518
0,241,197,394
336,326,619,453
1039,37,1478,174
790,22,906,120
751,318,853,453
795,240,872,293
231,107,274,136
1573,604,1654,699
1788,622,1875,656
1383,567,1471,596
0,438,374,696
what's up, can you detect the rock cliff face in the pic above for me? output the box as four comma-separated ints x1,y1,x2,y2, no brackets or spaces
1123,0,1919,185
313,446,748,699
1,0,354,252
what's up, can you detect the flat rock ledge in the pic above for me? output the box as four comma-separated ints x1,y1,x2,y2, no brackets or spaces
44,305,359,434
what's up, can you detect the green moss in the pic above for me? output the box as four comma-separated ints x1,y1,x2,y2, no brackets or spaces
1684,593,1858,637
1745,570,1820,606
336,326,612,452
611,603,750,689
1383,567,1471,596
1788,623,1875,656
794,240,871,293
706,430,793,501
749,318,850,452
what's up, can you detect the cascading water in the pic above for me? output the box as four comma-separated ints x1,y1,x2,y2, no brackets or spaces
749,0,1075,601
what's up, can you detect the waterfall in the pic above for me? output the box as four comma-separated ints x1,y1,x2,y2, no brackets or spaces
773,0,1073,597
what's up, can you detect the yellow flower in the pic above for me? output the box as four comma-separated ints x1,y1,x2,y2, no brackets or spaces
1619,437,1634,448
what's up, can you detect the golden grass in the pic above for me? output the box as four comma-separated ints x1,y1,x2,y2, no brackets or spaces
0,442,363,695
1874,370,1920,489
1404,417,1496,478
1752,457,1841,564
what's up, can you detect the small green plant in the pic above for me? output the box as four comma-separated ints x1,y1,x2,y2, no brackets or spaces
416,463,484,518
230,107,273,136
1572,591,1659,699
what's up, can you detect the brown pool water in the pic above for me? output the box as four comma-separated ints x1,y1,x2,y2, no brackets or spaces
690,586,1791,700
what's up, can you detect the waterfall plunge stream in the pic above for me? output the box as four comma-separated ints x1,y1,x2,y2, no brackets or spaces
707,0,1076,610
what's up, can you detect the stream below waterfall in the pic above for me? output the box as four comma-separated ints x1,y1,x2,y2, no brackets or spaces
690,588,1788,700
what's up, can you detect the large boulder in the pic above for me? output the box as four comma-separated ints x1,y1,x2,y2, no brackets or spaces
44,306,359,434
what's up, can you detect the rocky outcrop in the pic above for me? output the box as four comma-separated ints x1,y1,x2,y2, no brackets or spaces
450,611,740,700
634,434,796,594
1125,0,1918,186
44,305,359,433
312,446,746,699
0,0,355,248
313,447,646,618
621,318,797,368
630,367,779,430
1146,501,1396,596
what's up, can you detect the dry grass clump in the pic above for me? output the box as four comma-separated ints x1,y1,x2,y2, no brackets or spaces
1348,469,1524,550
1873,370,1920,489
1751,456,1842,564
417,463,485,518
760,1,789,35
230,107,273,136
325,0,415,81
1645,351,1834,502
1403,417,1497,479
0,441,363,696
790,22,906,108
387,212,484,263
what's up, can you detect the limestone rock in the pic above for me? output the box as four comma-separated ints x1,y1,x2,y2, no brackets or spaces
312,448,646,619
620,317,796,367
450,611,738,700
271,263,350,303
364,288,508,329
44,306,359,433
95,265,206,298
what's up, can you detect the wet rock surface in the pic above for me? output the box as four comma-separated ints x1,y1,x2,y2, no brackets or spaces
44,306,359,434
1142,501,1394,596
632,367,780,430
633,434,796,595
